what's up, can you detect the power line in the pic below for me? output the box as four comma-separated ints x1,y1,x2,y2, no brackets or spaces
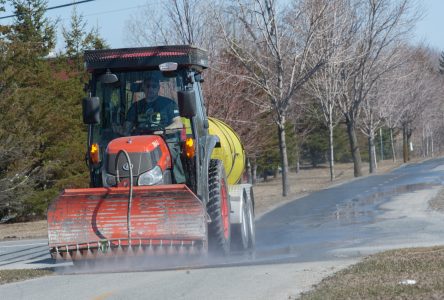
0,0,96,20
83,5,150,18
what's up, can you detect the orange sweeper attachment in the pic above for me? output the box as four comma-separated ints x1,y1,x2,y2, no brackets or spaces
47,135,208,260
47,185,207,259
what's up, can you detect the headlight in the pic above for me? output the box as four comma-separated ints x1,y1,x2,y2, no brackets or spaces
103,173,116,187
138,166,163,186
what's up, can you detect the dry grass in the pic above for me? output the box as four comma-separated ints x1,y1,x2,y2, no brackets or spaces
299,246,444,300
0,269,53,285
0,220,47,240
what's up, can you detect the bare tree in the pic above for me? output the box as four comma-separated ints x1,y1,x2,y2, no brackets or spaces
204,54,271,177
124,0,212,47
216,0,330,196
305,0,354,180
393,47,437,162
335,0,419,177
124,1,271,184
380,74,406,162
359,77,390,172
359,45,406,173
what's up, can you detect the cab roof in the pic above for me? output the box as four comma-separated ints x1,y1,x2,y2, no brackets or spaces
84,45,208,72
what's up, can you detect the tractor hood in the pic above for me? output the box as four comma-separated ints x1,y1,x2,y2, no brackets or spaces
104,135,172,177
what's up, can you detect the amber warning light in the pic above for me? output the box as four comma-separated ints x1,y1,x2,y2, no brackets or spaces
185,138,195,158
90,143,100,164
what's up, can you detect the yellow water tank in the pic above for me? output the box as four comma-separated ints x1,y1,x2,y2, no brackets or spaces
208,117,245,185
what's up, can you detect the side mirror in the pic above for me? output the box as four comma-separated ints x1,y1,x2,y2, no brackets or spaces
82,97,100,124
178,90,197,118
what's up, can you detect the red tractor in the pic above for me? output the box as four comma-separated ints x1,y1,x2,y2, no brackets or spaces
47,45,255,261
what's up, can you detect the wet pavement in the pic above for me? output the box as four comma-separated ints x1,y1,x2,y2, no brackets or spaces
2,159,444,300
2,158,444,272
256,158,444,263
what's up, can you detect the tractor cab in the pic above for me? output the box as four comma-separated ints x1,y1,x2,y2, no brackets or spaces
82,46,210,195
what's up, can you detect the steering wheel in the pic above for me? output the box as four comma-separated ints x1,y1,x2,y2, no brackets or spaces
133,120,165,135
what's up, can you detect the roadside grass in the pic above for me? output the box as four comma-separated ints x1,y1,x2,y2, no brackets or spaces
299,246,444,300
0,269,53,285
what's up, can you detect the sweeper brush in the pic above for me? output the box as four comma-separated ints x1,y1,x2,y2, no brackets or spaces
47,185,207,260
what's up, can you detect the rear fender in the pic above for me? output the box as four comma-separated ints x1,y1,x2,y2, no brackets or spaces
198,135,219,205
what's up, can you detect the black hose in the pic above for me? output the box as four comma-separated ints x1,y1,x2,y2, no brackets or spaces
115,150,133,244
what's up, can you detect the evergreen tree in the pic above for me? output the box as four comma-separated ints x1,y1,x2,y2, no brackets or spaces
0,1,90,221
0,0,9,68
8,0,55,57
83,25,108,50
62,6,86,58
439,51,444,75
62,8,109,57
62,8,108,70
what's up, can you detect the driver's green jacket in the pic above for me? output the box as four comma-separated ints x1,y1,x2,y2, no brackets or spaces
127,96,180,129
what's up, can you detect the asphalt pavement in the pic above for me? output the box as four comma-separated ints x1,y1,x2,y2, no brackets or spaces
2,158,444,299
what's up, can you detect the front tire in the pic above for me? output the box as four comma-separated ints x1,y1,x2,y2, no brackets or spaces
207,159,231,255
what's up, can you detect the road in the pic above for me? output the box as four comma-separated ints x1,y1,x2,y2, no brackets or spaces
2,158,444,299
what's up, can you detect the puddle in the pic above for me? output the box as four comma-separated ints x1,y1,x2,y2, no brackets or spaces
332,183,440,225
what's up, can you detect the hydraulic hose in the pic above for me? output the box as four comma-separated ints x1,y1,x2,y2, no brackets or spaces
115,149,133,245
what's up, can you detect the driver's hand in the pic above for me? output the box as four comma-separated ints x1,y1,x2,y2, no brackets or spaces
164,127,181,133
149,112,161,124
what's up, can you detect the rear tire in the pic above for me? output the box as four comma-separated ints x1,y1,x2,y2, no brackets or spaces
207,159,231,255
246,188,255,249
231,190,249,251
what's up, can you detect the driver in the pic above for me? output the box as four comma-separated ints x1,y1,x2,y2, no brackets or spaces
125,77,183,132
121,77,186,184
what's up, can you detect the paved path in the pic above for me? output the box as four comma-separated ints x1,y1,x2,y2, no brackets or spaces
1,158,444,299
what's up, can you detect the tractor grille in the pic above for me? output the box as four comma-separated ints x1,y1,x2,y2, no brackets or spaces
105,152,153,177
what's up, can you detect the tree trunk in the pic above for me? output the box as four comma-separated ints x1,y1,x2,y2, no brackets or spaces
368,131,376,174
425,128,428,157
407,128,412,161
379,127,384,161
263,171,268,182
403,125,408,163
246,158,252,184
252,164,257,185
346,120,363,177
277,121,289,197
328,121,335,181
431,134,434,157
390,128,396,162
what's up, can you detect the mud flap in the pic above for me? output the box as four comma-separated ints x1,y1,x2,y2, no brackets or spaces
47,184,207,260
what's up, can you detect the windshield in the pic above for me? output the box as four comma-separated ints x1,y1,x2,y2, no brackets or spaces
91,70,185,146
94,71,182,128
